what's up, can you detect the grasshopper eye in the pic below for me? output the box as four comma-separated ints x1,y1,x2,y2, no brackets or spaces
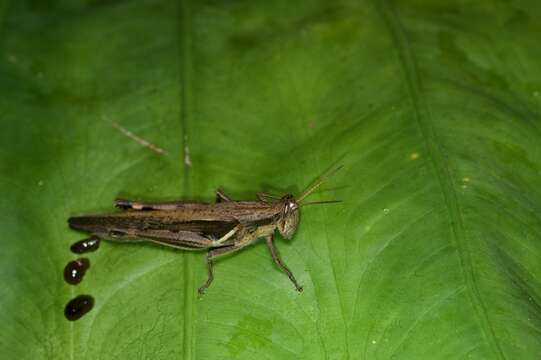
278,200,300,240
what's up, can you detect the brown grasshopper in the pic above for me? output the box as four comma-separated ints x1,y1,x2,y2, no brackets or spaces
68,166,341,294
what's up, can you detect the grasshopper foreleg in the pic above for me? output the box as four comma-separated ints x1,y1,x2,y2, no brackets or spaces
265,235,303,292
256,192,280,202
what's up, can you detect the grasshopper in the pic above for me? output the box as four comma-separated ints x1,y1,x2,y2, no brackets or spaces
68,166,341,294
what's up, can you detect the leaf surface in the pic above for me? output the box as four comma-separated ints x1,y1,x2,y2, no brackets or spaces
1,1,540,359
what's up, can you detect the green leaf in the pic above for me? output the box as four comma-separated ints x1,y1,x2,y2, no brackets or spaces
1,0,540,359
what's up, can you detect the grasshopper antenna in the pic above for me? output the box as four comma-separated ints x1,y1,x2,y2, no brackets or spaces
300,200,342,206
298,165,343,203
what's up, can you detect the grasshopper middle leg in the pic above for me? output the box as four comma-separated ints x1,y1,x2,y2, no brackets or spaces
215,189,233,203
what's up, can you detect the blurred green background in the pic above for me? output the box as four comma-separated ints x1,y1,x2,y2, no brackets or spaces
1,0,540,359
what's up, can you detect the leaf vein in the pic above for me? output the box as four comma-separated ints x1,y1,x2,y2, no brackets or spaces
375,1,506,358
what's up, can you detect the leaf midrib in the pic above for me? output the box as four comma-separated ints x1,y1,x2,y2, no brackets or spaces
178,0,195,359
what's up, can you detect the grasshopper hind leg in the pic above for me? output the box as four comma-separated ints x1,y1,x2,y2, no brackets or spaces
114,199,207,210
197,243,245,296
198,252,215,296
114,199,178,210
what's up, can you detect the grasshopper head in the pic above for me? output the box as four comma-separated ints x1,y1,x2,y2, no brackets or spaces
278,195,300,240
